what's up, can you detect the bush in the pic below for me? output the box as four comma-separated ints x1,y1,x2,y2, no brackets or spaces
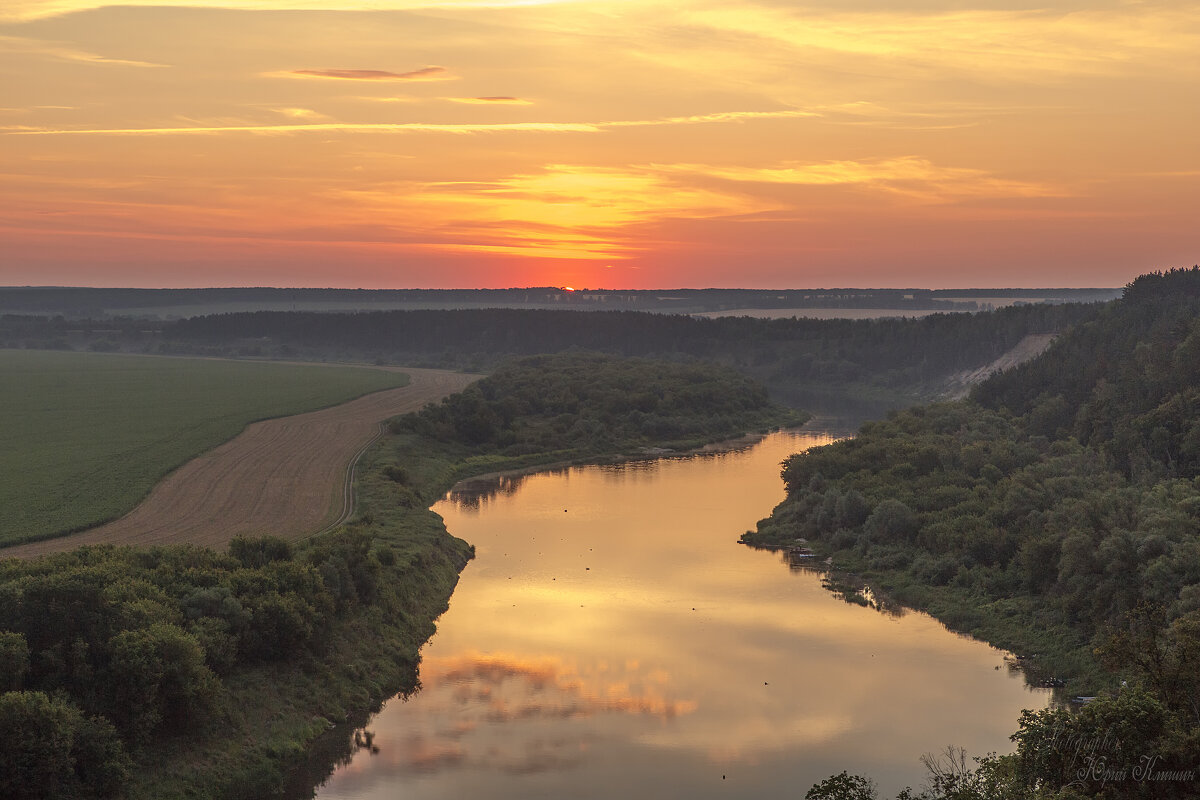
863,499,918,543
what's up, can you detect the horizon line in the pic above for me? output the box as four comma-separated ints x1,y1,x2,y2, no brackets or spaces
0,285,1124,292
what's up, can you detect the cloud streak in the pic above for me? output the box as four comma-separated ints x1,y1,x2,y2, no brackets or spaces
327,163,774,260
661,5,1200,84
651,157,1061,200
1,108,815,137
1,121,604,136
447,96,532,105
269,107,330,121
2,0,576,23
609,109,818,128
284,65,452,81
0,35,166,67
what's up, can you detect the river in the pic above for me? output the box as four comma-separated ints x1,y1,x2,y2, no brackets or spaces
308,428,1048,798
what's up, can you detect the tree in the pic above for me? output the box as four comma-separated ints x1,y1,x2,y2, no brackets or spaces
0,690,129,799
806,771,879,800
1098,605,1200,726
104,623,220,742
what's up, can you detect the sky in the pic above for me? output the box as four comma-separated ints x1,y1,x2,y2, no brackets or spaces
1,0,1197,289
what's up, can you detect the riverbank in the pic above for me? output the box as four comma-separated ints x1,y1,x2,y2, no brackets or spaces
303,428,1049,800
441,424,821,498
114,354,806,799
116,505,471,799
742,544,1095,695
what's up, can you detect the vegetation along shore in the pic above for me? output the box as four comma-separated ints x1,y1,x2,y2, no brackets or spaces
0,353,802,799
748,268,1200,799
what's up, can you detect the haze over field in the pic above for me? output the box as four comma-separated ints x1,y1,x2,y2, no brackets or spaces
2,0,1196,289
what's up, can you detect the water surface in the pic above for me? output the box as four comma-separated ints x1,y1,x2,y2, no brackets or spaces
313,430,1047,798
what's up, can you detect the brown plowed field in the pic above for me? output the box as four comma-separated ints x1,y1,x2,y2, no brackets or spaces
1,368,478,559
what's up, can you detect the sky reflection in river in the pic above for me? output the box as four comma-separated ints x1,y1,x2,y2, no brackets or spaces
314,430,1048,799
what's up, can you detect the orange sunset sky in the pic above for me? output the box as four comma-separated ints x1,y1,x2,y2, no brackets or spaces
1,0,1197,288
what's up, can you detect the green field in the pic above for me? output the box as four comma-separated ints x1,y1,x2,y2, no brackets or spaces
0,351,409,547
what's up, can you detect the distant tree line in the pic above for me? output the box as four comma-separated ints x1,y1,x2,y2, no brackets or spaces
163,302,1101,408
2,286,1110,317
1,300,1105,412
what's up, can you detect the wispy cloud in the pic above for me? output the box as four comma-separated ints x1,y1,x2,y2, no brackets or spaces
609,109,818,128
331,163,773,260
1,0,581,23
0,35,166,67
1129,169,1200,179
353,96,419,103
435,164,766,224
1,121,604,136
308,157,1063,265
280,66,452,81
446,96,532,105
652,157,1062,202
268,107,331,121
676,5,1200,82
1,107,816,137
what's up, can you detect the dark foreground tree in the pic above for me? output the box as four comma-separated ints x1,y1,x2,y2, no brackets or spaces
0,690,129,799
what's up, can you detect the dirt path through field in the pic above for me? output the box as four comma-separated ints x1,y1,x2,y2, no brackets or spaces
2,367,478,559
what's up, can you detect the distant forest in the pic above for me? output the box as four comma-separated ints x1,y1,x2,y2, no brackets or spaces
1,302,1105,413
0,286,1119,317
